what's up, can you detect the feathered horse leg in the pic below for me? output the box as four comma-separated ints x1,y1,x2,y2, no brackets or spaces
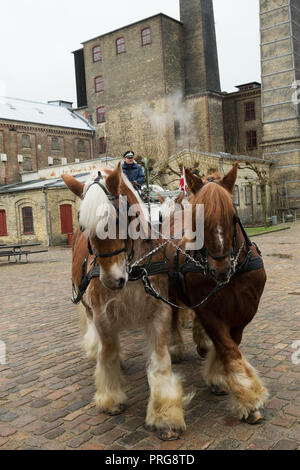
145,305,187,440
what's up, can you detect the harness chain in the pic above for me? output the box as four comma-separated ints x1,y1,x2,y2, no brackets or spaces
72,172,261,310
126,213,258,310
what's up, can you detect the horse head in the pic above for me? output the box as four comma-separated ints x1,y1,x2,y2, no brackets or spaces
62,163,147,290
185,163,239,285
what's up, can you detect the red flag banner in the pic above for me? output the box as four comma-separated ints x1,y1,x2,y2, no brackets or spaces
180,168,187,193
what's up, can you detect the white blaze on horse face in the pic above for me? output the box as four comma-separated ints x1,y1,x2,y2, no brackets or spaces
217,226,224,252
100,259,128,290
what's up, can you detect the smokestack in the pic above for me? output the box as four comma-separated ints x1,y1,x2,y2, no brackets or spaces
180,0,221,95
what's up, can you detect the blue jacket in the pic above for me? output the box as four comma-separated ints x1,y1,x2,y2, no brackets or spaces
122,162,145,187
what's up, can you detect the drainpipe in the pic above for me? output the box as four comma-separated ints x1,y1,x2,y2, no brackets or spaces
43,187,50,246
90,131,95,160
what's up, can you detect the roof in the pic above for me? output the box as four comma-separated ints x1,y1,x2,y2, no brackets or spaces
80,13,182,46
166,149,271,165
0,173,91,194
235,82,261,91
0,97,94,132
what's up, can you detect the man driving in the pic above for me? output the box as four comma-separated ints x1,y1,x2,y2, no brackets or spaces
122,150,145,189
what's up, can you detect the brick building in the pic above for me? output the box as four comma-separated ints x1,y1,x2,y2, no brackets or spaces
0,157,119,246
0,97,94,186
73,0,224,162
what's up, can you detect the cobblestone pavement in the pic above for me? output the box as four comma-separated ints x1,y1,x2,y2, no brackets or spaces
0,224,299,450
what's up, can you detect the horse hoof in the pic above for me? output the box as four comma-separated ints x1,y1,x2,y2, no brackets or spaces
157,429,182,441
107,403,126,416
144,423,155,432
210,385,229,396
245,410,264,425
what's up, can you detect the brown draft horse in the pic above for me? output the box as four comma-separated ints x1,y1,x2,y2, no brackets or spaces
62,163,187,441
167,163,269,424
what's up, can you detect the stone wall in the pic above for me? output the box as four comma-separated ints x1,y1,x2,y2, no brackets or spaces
260,0,300,208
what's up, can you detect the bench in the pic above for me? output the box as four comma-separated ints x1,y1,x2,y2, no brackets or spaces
0,251,18,263
0,248,48,263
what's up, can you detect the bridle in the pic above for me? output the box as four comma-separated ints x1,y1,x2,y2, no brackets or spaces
192,177,241,281
80,171,134,264
188,214,244,283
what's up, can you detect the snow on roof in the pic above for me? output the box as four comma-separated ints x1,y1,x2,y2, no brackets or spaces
0,97,94,132
0,173,91,194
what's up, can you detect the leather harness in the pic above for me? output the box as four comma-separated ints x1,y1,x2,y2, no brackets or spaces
72,216,264,308
72,173,264,309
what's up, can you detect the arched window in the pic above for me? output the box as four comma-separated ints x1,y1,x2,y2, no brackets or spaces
77,140,86,153
22,134,31,148
116,37,125,54
23,158,32,172
51,137,60,150
97,106,105,123
0,210,8,236
141,28,151,46
95,76,104,93
93,46,102,62
99,137,106,154
245,102,256,121
60,204,73,234
22,207,34,234
246,130,257,150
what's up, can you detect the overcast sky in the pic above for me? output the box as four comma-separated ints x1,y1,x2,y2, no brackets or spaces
0,0,260,104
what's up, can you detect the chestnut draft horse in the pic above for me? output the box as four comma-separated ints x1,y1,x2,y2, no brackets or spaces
62,163,187,441
167,164,269,424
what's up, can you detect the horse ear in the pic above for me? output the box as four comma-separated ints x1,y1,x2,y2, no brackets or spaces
175,192,184,205
185,168,204,195
222,163,238,194
61,174,84,198
157,194,165,204
106,162,122,195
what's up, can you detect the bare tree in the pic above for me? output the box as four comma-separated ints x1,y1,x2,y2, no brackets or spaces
143,150,218,189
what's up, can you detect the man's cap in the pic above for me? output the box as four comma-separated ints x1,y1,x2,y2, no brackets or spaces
123,150,134,159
